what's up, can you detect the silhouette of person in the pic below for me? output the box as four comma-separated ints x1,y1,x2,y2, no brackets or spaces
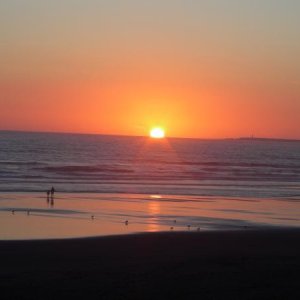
50,186,55,195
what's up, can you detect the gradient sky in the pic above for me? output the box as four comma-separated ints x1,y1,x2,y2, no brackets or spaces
1,0,299,138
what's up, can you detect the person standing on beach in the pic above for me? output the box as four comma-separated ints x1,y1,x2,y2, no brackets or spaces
50,186,55,195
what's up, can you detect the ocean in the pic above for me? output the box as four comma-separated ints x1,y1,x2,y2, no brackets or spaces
1,131,300,198
0,131,299,239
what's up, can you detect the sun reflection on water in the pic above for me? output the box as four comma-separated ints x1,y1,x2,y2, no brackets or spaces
147,199,161,232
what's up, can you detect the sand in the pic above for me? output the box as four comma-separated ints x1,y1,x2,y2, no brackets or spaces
1,229,299,299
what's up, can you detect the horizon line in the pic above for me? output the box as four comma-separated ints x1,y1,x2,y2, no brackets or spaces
1,129,300,142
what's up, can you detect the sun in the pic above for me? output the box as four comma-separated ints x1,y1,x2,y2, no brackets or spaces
150,127,165,139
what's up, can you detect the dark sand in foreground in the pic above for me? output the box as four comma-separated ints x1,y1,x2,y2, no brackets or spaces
1,229,299,300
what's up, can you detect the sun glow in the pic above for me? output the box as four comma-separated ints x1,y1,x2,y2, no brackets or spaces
150,127,165,139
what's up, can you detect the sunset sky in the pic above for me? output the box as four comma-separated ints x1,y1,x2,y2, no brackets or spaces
1,0,299,139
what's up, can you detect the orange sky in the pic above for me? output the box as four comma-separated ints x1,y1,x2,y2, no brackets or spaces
1,1,300,139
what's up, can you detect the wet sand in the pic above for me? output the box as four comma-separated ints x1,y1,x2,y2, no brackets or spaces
1,229,300,299
1,193,300,240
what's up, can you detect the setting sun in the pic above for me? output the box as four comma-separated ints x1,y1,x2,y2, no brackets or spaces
150,127,165,139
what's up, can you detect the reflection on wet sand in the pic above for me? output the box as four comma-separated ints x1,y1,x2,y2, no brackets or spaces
147,200,161,232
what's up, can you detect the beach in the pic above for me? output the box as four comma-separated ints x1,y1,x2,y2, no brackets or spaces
1,229,299,299
1,133,299,299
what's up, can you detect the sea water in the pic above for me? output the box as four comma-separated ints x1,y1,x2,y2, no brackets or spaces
1,131,300,198
0,131,299,239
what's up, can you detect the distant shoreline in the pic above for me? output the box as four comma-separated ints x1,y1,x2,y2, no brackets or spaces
236,137,300,143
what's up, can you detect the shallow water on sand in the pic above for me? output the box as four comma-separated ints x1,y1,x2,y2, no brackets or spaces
0,193,299,239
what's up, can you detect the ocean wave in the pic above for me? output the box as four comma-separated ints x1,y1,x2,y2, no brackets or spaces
0,161,47,166
38,165,134,174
